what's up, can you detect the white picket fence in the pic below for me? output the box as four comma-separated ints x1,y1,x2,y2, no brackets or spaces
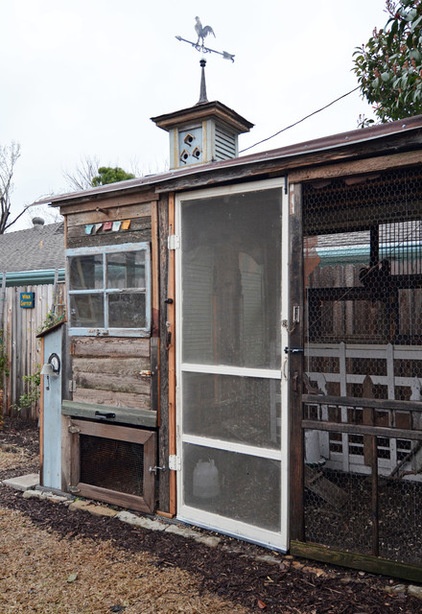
305,342,422,476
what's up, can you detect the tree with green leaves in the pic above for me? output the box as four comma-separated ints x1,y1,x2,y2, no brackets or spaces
353,0,422,123
91,166,135,187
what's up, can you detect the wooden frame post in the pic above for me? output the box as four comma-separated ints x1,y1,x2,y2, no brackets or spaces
289,182,305,541
167,193,177,515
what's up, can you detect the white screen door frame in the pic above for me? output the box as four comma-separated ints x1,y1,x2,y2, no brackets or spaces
175,178,290,550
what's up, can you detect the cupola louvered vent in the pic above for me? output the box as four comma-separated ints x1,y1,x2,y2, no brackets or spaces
215,123,237,161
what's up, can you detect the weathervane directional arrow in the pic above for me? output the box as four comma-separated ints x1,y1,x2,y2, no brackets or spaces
175,35,235,62
175,16,235,62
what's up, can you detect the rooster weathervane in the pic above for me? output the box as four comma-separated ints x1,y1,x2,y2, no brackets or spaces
176,16,235,62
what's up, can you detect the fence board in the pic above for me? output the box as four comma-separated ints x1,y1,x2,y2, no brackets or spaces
0,282,65,420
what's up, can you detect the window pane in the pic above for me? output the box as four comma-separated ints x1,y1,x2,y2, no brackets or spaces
183,372,281,448
106,251,145,289
108,293,146,328
70,294,104,327
69,255,103,290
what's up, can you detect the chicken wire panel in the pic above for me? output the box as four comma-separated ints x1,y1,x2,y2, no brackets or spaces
303,168,422,474
303,427,422,566
301,168,422,567
304,168,422,347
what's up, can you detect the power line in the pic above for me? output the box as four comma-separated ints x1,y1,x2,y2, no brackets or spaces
239,86,360,154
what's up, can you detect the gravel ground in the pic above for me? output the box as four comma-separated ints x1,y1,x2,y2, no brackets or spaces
1,418,421,613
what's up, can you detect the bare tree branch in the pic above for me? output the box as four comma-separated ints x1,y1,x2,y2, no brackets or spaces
0,142,21,234
63,155,100,191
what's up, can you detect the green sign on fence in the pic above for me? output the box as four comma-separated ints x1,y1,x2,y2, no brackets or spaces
20,292,35,309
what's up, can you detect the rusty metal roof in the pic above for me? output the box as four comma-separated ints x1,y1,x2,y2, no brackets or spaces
36,114,422,207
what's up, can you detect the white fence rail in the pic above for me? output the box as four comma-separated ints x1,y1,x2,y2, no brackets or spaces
306,342,422,476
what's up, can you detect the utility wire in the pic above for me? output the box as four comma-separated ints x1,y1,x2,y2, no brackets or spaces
239,86,360,154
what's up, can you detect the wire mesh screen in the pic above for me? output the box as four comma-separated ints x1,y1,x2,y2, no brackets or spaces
302,167,422,567
80,435,145,497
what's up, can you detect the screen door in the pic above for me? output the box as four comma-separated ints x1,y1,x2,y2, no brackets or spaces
176,179,289,549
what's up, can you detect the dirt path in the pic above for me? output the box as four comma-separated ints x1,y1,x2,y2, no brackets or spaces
0,419,421,613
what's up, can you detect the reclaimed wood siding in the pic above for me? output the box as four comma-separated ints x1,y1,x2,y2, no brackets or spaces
66,201,154,249
1,283,65,419
65,196,157,411
70,337,151,409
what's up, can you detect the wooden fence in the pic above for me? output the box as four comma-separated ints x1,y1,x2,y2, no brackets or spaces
0,282,65,420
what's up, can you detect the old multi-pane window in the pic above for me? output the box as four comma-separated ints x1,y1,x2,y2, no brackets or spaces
67,242,150,336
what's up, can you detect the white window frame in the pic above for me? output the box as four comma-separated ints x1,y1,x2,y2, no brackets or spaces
66,242,151,337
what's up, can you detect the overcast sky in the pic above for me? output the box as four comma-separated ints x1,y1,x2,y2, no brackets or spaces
1,1,388,228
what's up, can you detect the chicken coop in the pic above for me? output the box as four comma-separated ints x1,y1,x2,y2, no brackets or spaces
38,94,422,582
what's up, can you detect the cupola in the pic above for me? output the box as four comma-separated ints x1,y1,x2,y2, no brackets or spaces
151,59,253,169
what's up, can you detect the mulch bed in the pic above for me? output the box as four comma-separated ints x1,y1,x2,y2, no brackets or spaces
1,417,421,613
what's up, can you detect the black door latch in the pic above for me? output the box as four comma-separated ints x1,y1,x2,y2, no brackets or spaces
284,347,304,354
95,411,116,420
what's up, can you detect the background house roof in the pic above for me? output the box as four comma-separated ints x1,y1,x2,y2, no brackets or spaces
0,221,64,279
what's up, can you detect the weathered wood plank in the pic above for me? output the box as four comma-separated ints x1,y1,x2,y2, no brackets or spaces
58,190,158,215
290,540,422,584
66,202,152,228
69,415,156,440
66,219,152,249
150,337,159,413
167,193,177,516
71,337,150,358
157,194,171,513
289,149,422,183
76,483,153,514
150,200,160,336
62,416,79,491
73,356,150,375
301,419,422,441
302,394,422,413
72,388,151,410
289,182,305,541
74,371,149,395
304,466,348,508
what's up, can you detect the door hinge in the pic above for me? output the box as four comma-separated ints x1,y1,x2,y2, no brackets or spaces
168,234,180,250
168,454,181,471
